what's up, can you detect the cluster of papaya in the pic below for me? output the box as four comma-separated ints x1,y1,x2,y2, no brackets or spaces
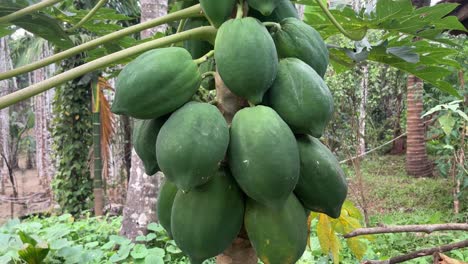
111,0,348,263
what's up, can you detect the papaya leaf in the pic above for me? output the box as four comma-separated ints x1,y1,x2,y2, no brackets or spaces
317,214,341,264
438,113,455,135
341,200,364,222
0,2,73,48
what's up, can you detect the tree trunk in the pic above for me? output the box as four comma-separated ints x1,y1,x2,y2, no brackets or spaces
120,0,168,240
358,64,368,156
34,42,55,189
406,0,432,177
406,75,432,177
0,37,10,195
214,72,256,264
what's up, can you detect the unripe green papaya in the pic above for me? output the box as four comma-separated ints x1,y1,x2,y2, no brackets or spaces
248,0,282,16
200,0,236,28
265,58,334,137
183,18,213,59
199,57,216,91
271,17,329,77
171,168,244,264
156,102,229,191
215,17,278,104
132,118,166,175
228,106,299,208
112,47,201,119
245,194,308,264
295,135,348,218
249,0,299,22
157,179,178,238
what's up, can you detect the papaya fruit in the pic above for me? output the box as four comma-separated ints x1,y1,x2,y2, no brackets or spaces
264,58,334,137
228,106,299,208
271,17,329,77
245,194,308,264
157,179,178,238
249,0,299,22
215,17,278,104
248,0,282,16
112,47,201,119
199,57,216,91
200,0,236,28
132,117,166,175
171,168,244,264
295,135,348,218
156,102,229,191
183,18,213,59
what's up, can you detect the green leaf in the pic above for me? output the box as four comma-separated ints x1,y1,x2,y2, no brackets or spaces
109,235,131,245
145,254,164,264
316,214,341,263
438,113,455,135
147,223,163,232
131,244,149,259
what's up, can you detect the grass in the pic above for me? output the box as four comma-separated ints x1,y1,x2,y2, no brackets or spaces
344,155,466,219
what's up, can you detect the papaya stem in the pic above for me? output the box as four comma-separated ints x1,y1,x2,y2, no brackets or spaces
248,101,256,107
193,50,215,65
171,18,188,47
314,0,366,41
0,4,203,81
0,0,61,24
66,0,108,32
236,3,244,19
201,71,216,79
0,26,217,110
263,22,281,31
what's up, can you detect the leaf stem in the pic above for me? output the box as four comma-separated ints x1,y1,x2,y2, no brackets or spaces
66,0,108,32
0,26,217,110
171,18,188,47
314,0,365,41
0,0,62,24
201,71,216,79
0,4,203,81
193,50,214,65
263,22,281,31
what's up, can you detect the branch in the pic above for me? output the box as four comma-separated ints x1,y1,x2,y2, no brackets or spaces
362,240,468,264
344,223,468,238
0,26,217,110
0,0,62,24
0,4,203,81
66,0,108,32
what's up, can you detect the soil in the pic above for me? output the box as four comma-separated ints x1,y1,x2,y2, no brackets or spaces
0,158,50,225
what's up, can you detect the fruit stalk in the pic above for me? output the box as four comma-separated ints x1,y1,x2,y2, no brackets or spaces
0,26,217,110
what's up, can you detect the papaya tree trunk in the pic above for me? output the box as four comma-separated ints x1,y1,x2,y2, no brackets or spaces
214,73,257,264
120,0,167,240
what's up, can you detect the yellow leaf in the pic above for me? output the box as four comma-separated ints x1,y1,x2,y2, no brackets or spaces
346,237,367,260
317,214,331,254
342,200,364,222
317,214,341,264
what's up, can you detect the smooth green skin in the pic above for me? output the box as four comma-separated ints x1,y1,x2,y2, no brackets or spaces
183,18,213,59
248,0,282,16
249,0,298,21
156,102,229,191
228,106,299,208
215,18,278,104
111,47,201,119
295,135,348,218
200,0,236,28
132,118,166,175
264,58,334,137
171,168,245,264
199,57,215,90
245,194,308,264
156,179,178,239
272,18,329,78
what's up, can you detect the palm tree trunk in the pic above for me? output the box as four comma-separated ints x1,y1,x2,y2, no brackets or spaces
120,0,168,240
406,75,432,177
